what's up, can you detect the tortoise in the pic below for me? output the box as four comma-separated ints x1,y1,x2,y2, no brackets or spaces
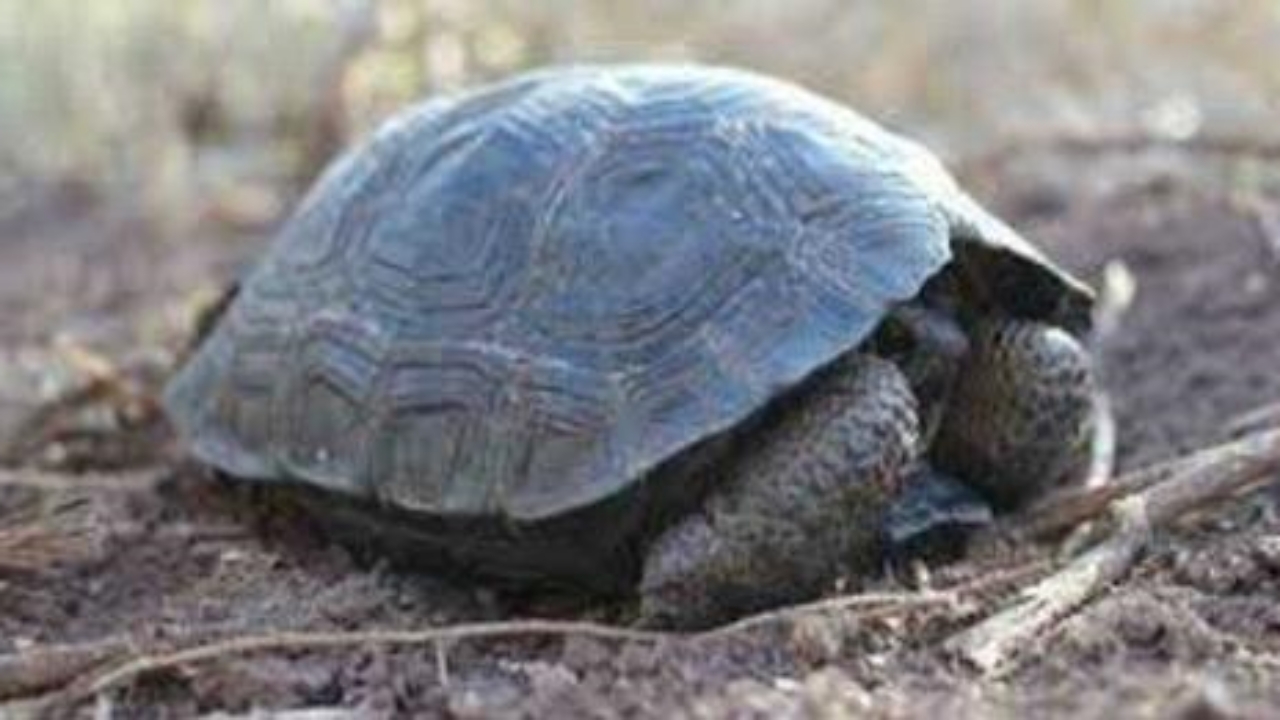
165,64,1101,628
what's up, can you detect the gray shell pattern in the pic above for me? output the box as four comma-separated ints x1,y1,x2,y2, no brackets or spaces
164,65,1090,521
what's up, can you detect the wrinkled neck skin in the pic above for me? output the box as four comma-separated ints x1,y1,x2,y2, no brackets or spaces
868,240,1072,445
869,268,972,447
870,252,1100,512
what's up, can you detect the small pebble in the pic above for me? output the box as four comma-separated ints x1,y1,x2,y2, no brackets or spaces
1168,677,1240,720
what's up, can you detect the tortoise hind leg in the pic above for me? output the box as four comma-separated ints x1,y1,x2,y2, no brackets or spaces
638,354,921,629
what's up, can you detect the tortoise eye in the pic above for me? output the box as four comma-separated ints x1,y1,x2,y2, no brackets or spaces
874,316,916,358
892,324,916,353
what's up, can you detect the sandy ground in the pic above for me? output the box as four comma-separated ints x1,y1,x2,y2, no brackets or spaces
1,152,1279,718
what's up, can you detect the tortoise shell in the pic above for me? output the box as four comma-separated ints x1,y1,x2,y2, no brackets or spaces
164,64,1092,522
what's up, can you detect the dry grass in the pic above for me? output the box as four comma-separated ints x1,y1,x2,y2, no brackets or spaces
0,499,102,574
2,0,1279,225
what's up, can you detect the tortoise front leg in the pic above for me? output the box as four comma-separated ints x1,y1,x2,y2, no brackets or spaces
933,319,1098,509
637,354,921,629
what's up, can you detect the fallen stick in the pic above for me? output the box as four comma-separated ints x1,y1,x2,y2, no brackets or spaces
1227,400,1280,439
947,425,1280,675
4,621,669,717
0,637,133,701
697,589,957,640
0,468,164,493
0,521,98,574
82,622,671,696
1011,427,1280,540
1079,258,1134,491
19,595,929,710
11,577,1029,715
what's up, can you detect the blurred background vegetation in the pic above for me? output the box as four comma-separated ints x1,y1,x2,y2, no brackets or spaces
1,0,1278,228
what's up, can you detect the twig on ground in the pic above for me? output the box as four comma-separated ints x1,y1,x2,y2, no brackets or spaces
21,621,672,714
1227,400,1280,439
434,641,451,689
707,556,1057,642
697,590,957,640
0,524,97,575
947,425,1280,675
935,557,1054,597
0,468,164,493
0,469,234,576
8,570,1042,715
0,499,102,574
1011,427,1280,540
1083,257,1136,491
1084,393,1117,491
947,499,1150,676
0,469,165,573
0,637,134,701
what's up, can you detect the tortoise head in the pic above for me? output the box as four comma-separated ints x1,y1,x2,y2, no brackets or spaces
870,289,970,445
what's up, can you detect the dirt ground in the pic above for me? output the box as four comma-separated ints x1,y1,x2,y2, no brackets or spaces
2,151,1279,718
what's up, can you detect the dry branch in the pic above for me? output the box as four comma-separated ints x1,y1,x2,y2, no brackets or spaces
948,425,1280,675
1227,401,1280,439
1081,258,1135,491
0,497,105,573
8,579,1025,714
0,638,133,701
0,468,163,493
18,621,671,715
1011,427,1280,540
0,519,98,574
697,590,957,640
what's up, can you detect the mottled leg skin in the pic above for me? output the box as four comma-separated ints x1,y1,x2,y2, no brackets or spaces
934,319,1097,509
638,354,920,629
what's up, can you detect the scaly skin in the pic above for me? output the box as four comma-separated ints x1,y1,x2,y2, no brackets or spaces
637,316,1096,628
933,319,1097,508
638,354,920,628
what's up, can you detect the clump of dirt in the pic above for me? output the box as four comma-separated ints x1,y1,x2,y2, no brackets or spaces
2,160,1280,718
